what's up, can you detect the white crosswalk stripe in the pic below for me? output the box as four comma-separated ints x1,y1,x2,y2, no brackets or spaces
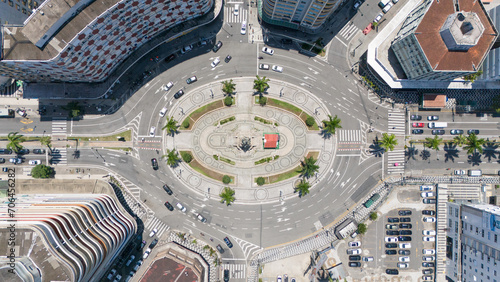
387,149,405,174
225,6,247,23
51,117,67,138
232,236,262,260
144,217,170,237
338,22,359,41
221,263,246,279
338,129,362,142
388,110,406,135
49,147,67,165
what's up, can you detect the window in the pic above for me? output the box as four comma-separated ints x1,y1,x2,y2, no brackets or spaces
477,227,479,234
449,219,453,228
495,234,498,243
455,208,458,217
456,221,459,233
450,206,453,215
482,229,485,238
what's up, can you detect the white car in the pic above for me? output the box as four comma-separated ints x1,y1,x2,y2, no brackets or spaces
423,249,435,255
9,158,22,164
143,248,151,259
113,275,122,282
421,192,435,198
423,256,435,261
399,256,410,262
399,243,411,249
423,217,436,223
454,169,466,175
423,236,436,242
211,57,220,68
385,237,398,242
422,230,436,236
262,47,274,55
241,21,247,35
346,248,361,255
348,241,361,247
180,45,192,54
397,262,408,268
149,126,156,137
163,81,174,91
420,185,434,191
149,228,157,237
374,13,383,23
159,107,168,117
234,4,239,16
176,202,187,213
272,65,284,73
28,160,41,165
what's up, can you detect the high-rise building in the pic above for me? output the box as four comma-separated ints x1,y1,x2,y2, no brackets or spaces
390,0,497,81
0,0,43,25
0,0,213,83
260,0,341,31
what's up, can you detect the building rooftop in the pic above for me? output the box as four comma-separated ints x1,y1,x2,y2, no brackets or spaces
263,133,279,149
415,0,497,72
423,94,447,108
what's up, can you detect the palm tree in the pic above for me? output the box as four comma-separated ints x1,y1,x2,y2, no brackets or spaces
221,79,236,96
177,232,186,240
295,179,311,197
219,187,236,206
463,133,486,154
6,132,25,153
322,115,342,136
208,248,216,257
203,245,211,251
161,149,181,167
299,156,319,179
39,136,52,151
425,135,442,152
453,134,467,147
162,116,178,136
253,75,270,94
378,133,398,152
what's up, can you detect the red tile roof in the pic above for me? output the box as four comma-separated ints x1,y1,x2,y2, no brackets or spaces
264,134,279,149
423,94,447,108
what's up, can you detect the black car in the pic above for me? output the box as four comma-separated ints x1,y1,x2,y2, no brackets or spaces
388,217,399,223
174,89,184,99
224,55,232,63
386,230,399,236
399,223,412,229
0,149,12,154
400,230,412,235
164,201,174,211
422,210,436,216
165,54,176,62
398,210,412,216
432,129,445,135
224,237,233,248
281,38,293,44
422,262,435,267
349,255,361,261
149,238,158,249
423,199,436,204
412,129,424,134
213,41,223,52
385,243,397,248
137,240,146,250
0,158,5,164
400,217,411,223
422,269,434,275
224,269,229,282
467,129,480,135
398,236,412,242
386,269,399,275
163,184,173,195
450,129,464,135
410,115,422,121
151,158,159,170
349,262,361,267
33,149,46,154
17,149,29,155
385,250,397,255
427,115,439,121
399,250,410,255
216,244,225,254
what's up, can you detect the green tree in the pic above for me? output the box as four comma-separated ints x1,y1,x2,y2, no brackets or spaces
294,179,311,197
256,177,265,186
370,212,378,221
378,133,398,152
425,135,442,153
463,133,486,154
31,164,54,179
182,119,190,129
222,175,231,184
6,132,25,153
258,95,267,106
493,95,500,113
305,116,315,127
62,101,82,118
299,156,319,179
221,79,236,96
180,151,192,163
161,149,181,167
453,134,467,147
39,136,52,151
253,75,270,94
357,223,367,234
219,187,235,206
162,116,179,136
224,96,233,106
463,70,483,83
322,115,342,136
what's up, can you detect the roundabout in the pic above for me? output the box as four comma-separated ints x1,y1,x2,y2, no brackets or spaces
165,77,337,203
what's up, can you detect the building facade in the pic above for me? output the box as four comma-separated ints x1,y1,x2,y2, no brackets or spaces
391,0,497,81
0,0,42,25
260,0,341,31
0,0,213,83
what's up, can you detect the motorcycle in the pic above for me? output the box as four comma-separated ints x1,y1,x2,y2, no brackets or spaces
258,56,263,60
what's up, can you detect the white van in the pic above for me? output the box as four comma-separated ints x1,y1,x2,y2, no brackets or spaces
383,2,393,13
428,122,448,129
234,4,239,16
379,0,391,8
468,169,482,177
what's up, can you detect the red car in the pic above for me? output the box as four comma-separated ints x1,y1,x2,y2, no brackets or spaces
412,123,424,128
363,23,373,35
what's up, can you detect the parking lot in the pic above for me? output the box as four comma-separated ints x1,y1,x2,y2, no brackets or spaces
341,184,437,280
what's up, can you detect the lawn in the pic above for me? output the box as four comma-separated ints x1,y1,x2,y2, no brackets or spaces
189,158,235,183
72,129,132,141
182,100,224,130
255,151,319,185
267,98,319,130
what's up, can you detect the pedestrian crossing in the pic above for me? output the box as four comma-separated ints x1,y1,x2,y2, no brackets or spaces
224,6,247,23
144,217,170,238
387,149,405,174
338,129,362,143
388,110,405,135
50,147,67,165
51,117,68,139
338,22,359,41
221,263,246,279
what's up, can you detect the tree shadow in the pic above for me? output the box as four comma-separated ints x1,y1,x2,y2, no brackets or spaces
405,146,418,161
420,149,431,161
443,142,459,163
482,142,498,163
320,129,332,139
369,137,384,157
72,150,80,159
468,152,482,166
